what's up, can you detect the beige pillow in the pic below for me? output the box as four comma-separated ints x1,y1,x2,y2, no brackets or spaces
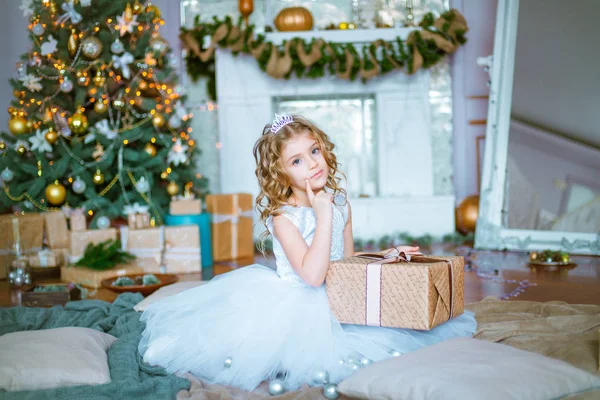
134,281,206,312
338,337,600,400
0,327,117,392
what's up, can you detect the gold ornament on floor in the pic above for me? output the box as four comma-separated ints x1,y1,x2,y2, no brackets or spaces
94,101,108,114
45,127,59,144
45,181,67,206
144,143,157,157
455,194,480,234
16,144,27,155
8,113,30,135
93,169,105,185
68,29,79,57
81,36,103,60
166,180,180,196
93,70,106,87
152,112,165,128
69,110,89,135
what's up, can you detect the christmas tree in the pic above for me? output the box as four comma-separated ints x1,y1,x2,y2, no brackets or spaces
0,0,206,226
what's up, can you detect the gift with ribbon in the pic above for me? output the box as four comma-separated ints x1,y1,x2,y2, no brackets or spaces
205,193,254,262
61,264,143,289
0,214,44,279
326,247,465,330
165,213,212,268
62,206,87,232
120,225,201,274
123,202,151,230
28,249,64,268
42,211,69,257
169,195,202,216
69,228,117,264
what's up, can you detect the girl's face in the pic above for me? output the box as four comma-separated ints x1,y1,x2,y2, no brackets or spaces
281,131,328,193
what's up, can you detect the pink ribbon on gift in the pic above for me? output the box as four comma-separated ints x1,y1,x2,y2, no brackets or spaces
356,247,455,327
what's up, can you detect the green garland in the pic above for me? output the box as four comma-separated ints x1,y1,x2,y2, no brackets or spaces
74,239,136,270
180,9,468,100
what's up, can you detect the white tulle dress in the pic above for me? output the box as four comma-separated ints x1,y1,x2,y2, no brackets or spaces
138,198,477,391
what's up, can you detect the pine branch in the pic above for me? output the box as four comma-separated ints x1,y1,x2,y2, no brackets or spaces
74,239,136,270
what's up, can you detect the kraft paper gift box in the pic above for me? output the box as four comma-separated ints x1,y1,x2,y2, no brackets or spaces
42,211,69,256
60,264,143,289
169,198,202,215
123,202,151,230
69,228,118,263
205,193,254,262
121,225,201,274
0,214,44,280
326,248,465,331
28,249,64,268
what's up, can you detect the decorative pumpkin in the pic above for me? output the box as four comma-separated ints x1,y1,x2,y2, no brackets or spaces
274,7,313,32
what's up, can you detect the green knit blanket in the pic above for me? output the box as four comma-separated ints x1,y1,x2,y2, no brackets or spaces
0,293,190,400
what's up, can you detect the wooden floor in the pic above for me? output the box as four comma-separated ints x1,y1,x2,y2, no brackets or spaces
2,247,599,307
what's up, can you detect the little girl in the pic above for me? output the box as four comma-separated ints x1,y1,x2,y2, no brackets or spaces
139,115,477,392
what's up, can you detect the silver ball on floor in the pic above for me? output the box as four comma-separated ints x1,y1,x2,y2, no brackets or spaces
323,383,340,399
390,350,402,357
223,357,233,369
268,379,286,396
312,369,329,386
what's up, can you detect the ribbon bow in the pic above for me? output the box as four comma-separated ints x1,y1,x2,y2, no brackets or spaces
62,205,86,218
57,1,82,25
112,52,134,79
123,202,149,216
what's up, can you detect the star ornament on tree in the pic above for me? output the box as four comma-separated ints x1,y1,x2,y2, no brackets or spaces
29,128,52,153
116,11,139,37
167,139,189,166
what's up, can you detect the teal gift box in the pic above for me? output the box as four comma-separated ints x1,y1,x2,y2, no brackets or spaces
165,213,213,268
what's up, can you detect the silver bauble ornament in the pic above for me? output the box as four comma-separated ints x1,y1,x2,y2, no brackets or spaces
24,274,32,285
81,36,103,59
60,78,74,93
32,23,45,36
1,167,14,182
72,176,87,194
323,383,339,400
223,357,233,369
268,379,285,396
97,216,111,229
311,370,329,386
135,176,150,193
168,114,182,129
111,39,125,54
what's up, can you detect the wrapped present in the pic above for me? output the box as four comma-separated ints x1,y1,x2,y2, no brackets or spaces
69,228,117,263
28,249,64,268
61,264,143,289
123,202,150,229
62,206,87,231
205,193,254,262
169,198,202,215
326,248,465,330
43,211,69,251
121,225,201,274
0,214,44,280
165,213,213,268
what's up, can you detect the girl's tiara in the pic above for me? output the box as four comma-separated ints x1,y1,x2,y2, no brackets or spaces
270,114,293,134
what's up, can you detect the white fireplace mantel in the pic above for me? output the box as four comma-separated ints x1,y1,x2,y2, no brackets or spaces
215,29,455,238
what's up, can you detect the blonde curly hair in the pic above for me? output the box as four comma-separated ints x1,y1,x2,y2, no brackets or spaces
253,115,346,245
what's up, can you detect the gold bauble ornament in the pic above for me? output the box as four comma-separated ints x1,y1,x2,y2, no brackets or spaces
94,101,108,114
455,194,480,234
8,115,29,135
160,171,168,180
45,127,59,144
93,169,105,185
13,90,22,98
92,70,106,87
132,0,144,14
0,141,5,151
68,111,89,135
146,3,161,19
68,29,79,57
16,144,27,155
152,113,165,129
45,181,67,206
144,143,157,157
81,36,103,60
166,180,180,196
